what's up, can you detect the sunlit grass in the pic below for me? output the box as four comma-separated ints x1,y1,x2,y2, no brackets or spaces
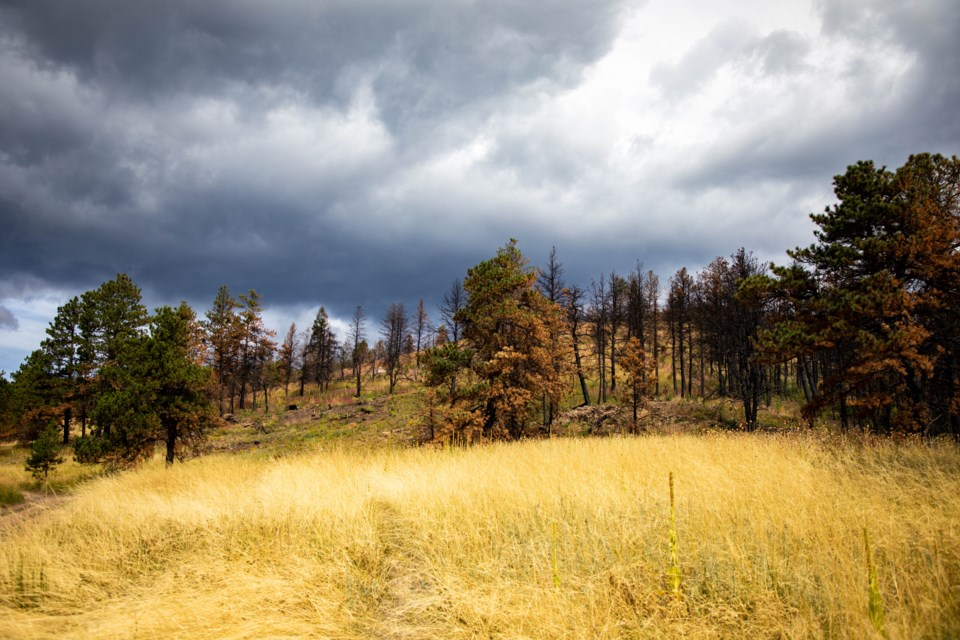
0,443,103,498
1,433,958,638
0,483,25,507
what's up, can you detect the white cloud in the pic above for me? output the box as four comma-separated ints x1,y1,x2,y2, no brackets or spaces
0,293,69,371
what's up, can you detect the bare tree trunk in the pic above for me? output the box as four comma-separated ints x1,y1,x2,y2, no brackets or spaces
678,315,686,399
573,339,590,406
670,316,677,396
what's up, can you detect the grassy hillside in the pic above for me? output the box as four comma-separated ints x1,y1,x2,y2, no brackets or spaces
2,426,959,638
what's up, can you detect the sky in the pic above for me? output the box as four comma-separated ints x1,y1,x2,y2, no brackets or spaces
1,0,958,375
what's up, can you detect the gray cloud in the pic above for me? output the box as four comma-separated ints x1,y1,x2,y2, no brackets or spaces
0,0,955,374
663,0,959,196
650,20,757,100
0,306,17,330
818,0,960,148
0,0,628,320
752,30,810,75
0,1,625,128
650,24,811,103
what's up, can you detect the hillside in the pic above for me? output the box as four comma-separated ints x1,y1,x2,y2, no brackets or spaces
1,391,959,639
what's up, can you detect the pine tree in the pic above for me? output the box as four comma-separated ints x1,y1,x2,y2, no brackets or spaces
563,285,591,407
79,274,149,438
620,337,655,434
753,154,960,434
203,285,241,414
88,303,218,466
81,273,149,366
41,296,83,444
0,374,12,439
307,307,336,392
278,323,298,398
439,279,466,343
455,240,571,440
25,421,63,480
381,303,408,394
413,299,430,372
236,290,274,410
349,306,366,398
11,350,60,442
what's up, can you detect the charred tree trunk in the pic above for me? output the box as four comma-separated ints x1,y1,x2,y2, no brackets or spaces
165,420,177,466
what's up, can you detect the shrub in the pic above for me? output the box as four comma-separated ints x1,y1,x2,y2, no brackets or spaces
71,435,108,464
0,483,25,507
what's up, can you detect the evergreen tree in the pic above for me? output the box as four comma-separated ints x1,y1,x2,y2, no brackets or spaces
455,240,571,440
81,273,149,366
421,341,479,442
81,274,149,438
88,303,218,466
563,285,591,407
439,279,466,343
236,290,274,410
25,422,63,480
620,337,655,434
381,303,408,394
307,308,336,392
40,296,84,443
413,299,430,371
203,285,241,414
699,250,768,429
349,306,366,398
753,154,960,434
0,373,12,439
11,350,60,442
278,323,298,398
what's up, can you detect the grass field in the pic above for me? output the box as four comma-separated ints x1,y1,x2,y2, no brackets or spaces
2,426,958,638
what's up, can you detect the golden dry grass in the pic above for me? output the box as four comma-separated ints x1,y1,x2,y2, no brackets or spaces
1,433,959,639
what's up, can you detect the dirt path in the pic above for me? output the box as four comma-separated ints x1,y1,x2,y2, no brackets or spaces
0,490,68,535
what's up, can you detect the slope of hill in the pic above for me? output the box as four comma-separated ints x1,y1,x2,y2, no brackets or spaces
1,400,958,638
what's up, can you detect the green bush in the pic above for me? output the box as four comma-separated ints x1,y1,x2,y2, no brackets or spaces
72,435,108,464
0,483,25,507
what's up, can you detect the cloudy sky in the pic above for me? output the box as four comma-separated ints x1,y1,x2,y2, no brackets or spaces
1,0,957,374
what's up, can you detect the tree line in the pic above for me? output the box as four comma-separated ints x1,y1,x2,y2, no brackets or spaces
417,153,960,440
2,152,957,465
5,276,216,466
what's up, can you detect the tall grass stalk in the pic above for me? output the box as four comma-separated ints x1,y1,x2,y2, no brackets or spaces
552,521,561,588
864,526,886,635
668,471,682,600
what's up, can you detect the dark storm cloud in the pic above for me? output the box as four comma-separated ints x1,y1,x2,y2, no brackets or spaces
0,0,955,374
0,0,624,128
0,0,628,310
